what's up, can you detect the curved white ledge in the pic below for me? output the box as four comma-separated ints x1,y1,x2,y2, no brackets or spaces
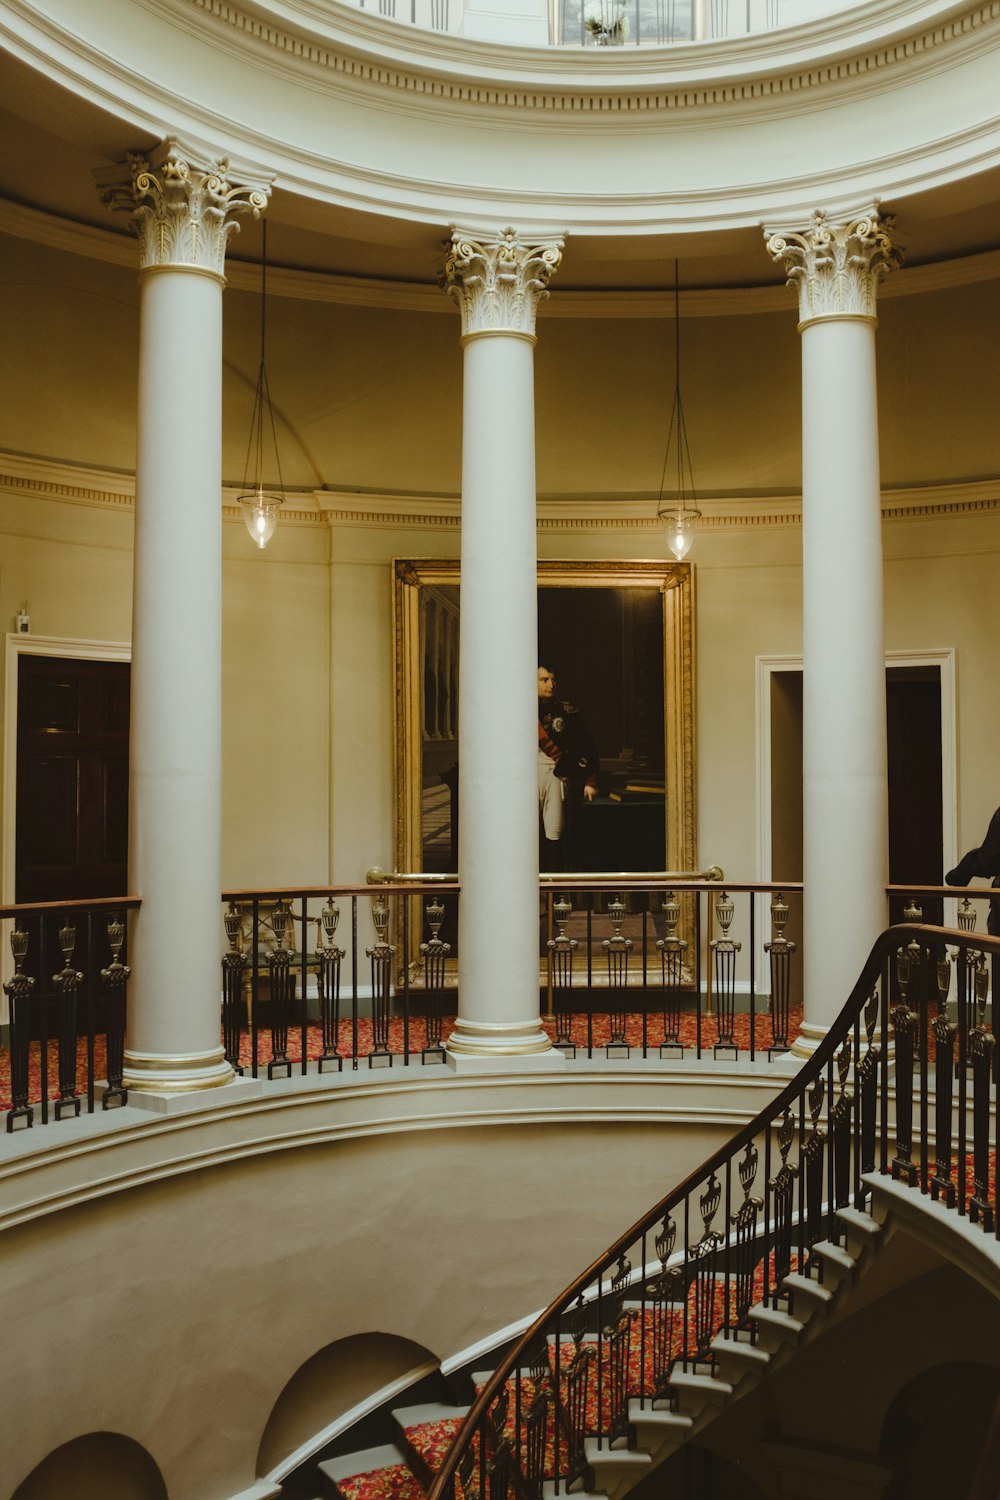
0,1062,786,1231
4,0,1000,233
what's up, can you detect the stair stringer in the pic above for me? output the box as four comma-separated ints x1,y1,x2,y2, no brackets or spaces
586,1202,892,1500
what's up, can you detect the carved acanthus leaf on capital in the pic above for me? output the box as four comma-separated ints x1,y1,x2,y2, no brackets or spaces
765,208,901,326
97,139,271,278
442,228,563,340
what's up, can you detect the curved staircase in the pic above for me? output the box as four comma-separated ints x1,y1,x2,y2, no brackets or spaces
289,924,999,1500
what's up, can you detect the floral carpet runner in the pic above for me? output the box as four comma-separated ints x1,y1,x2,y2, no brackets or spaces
0,1007,804,1113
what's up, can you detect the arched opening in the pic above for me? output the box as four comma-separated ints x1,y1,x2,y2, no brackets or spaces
12,1432,167,1500
880,1359,1000,1499
257,1331,439,1477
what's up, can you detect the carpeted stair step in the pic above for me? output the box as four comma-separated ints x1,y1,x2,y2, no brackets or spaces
540,1482,607,1500
781,1269,834,1315
391,1402,470,1483
584,1435,651,1500
318,1444,424,1500
835,1204,883,1259
666,1370,733,1419
809,1237,858,1286
708,1330,771,1386
747,1302,805,1352
627,1400,693,1458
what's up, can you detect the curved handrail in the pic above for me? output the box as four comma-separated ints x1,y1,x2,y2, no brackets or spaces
428,922,1000,1500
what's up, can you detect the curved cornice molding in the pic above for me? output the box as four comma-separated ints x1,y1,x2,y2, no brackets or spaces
183,0,1000,108
2,451,998,531
2,200,999,316
4,0,1000,232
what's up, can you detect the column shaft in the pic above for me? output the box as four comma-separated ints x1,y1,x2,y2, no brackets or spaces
800,318,888,1038
454,335,546,1052
127,267,227,1079
98,140,271,1092
765,208,899,1048
441,227,563,1058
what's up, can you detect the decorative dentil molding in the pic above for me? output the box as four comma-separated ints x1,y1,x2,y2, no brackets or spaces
95,138,272,279
442,228,564,340
182,0,1000,118
764,207,902,327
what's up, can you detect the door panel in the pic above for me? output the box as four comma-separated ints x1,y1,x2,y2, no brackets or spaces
15,655,130,903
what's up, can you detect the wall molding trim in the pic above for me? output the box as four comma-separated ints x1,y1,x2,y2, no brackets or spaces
1,452,998,531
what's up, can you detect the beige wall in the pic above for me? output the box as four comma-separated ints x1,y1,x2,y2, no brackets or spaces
3,485,1000,903
3,231,999,502
0,1080,744,1500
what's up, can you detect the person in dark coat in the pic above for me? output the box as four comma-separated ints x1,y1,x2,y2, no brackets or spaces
538,664,599,866
946,806,1000,936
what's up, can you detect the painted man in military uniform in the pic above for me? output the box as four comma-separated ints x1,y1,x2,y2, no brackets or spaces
538,664,599,867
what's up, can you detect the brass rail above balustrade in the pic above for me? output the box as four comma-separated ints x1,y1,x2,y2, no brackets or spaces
366,867,726,886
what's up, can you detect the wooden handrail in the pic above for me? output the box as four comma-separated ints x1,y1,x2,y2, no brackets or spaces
0,896,141,919
426,921,1000,1500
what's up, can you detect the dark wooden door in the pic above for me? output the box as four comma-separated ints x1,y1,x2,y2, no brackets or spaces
15,655,130,903
887,665,943,925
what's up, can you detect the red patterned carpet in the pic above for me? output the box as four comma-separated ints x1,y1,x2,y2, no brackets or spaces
0,1006,803,1112
329,1256,803,1500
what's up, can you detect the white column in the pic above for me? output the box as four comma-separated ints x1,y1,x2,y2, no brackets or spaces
98,141,270,1093
442,228,562,1057
765,208,900,1050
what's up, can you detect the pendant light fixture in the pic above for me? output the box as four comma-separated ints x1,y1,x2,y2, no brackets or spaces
239,221,284,550
656,260,701,562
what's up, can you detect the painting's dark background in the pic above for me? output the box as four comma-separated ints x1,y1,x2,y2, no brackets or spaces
538,586,665,779
421,583,667,874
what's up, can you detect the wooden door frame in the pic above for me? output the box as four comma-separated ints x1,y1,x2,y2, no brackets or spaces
754,648,958,967
3,633,131,910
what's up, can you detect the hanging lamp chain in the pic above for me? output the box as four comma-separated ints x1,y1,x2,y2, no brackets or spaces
656,260,699,525
240,220,286,503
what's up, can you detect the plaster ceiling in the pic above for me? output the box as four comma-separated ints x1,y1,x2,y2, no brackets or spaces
2,47,999,292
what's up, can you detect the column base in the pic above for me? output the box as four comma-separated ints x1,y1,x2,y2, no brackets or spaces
123,1075,264,1115
446,1016,557,1060
446,1047,566,1074
123,1044,235,1095
791,1020,891,1064
790,1020,831,1059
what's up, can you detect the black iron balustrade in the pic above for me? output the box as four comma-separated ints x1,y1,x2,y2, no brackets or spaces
217,879,998,1077
541,879,801,1061
1,897,139,1130
221,878,809,1070
219,883,462,1076
426,922,999,1500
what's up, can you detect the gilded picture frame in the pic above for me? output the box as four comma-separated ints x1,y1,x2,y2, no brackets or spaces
392,558,697,880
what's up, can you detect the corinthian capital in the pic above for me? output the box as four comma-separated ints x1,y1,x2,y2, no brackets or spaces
96,139,272,280
764,208,901,328
443,227,563,341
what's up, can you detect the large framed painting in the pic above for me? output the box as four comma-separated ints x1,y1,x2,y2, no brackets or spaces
392,559,697,879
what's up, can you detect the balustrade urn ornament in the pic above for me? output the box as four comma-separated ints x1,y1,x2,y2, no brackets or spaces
321,898,342,948
442,228,563,342
97,138,271,279
764,208,901,328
